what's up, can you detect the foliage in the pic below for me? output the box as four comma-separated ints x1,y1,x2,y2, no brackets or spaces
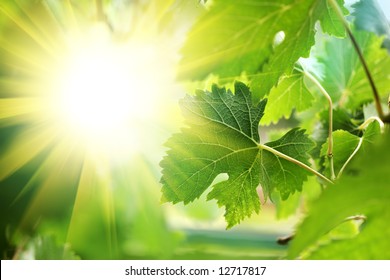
318,29,390,108
260,71,314,125
161,0,390,260
289,135,390,259
353,0,390,51
179,0,347,99
161,83,314,228
1,0,390,261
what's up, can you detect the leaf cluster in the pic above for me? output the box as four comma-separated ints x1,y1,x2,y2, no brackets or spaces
161,0,390,259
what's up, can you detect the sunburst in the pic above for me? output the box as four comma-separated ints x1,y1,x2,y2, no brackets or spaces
0,0,191,258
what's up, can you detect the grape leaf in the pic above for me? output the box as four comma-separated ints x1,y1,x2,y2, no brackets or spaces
272,176,323,220
352,0,390,51
261,71,314,125
320,121,381,178
271,191,301,220
320,130,360,178
289,134,390,259
160,82,315,228
313,107,364,158
178,0,347,99
259,128,315,200
318,30,390,109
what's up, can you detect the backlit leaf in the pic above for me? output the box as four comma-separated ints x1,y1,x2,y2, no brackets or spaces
289,133,390,259
178,0,347,99
320,121,381,178
352,0,390,51
318,30,390,109
261,71,314,125
160,82,315,228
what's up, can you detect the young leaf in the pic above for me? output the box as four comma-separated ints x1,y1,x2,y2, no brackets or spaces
318,30,390,109
289,134,390,259
320,122,381,178
178,0,347,99
260,71,314,125
160,82,315,228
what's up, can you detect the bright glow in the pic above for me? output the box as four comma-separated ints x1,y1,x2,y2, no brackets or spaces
61,49,132,133
54,25,171,159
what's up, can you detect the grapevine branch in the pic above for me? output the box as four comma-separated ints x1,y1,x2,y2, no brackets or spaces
328,0,387,120
303,71,336,180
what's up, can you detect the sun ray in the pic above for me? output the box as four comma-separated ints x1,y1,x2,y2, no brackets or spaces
17,137,84,233
0,125,58,180
0,0,195,259
66,155,118,258
12,134,84,205
18,1,65,52
0,1,56,57
0,78,36,97
0,98,48,121
0,40,51,74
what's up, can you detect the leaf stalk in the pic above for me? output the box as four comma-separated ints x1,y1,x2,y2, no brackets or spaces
337,137,363,179
328,0,385,120
303,71,336,180
259,144,334,185
357,116,385,132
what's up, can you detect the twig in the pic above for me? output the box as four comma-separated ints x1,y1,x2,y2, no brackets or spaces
303,71,336,180
328,0,384,119
277,234,294,245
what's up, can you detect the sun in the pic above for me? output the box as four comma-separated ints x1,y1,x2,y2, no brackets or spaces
60,43,134,135
0,0,189,258
51,24,165,159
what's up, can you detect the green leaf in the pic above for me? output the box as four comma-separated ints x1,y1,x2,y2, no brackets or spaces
178,0,347,99
271,191,301,220
260,128,315,200
321,130,360,178
289,133,390,259
271,176,322,220
352,0,390,51
260,71,314,125
320,121,381,178
309,108,362,159
160,82,315,228
318,30,390,109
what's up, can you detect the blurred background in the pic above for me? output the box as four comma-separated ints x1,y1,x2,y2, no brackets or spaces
2,0,386,260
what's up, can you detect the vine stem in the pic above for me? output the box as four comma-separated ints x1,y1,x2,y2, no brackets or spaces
357,116,385,132
328,0,385,120
337,137,363,179
303,71,336,180
258,144,334,185
337,117,384,179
